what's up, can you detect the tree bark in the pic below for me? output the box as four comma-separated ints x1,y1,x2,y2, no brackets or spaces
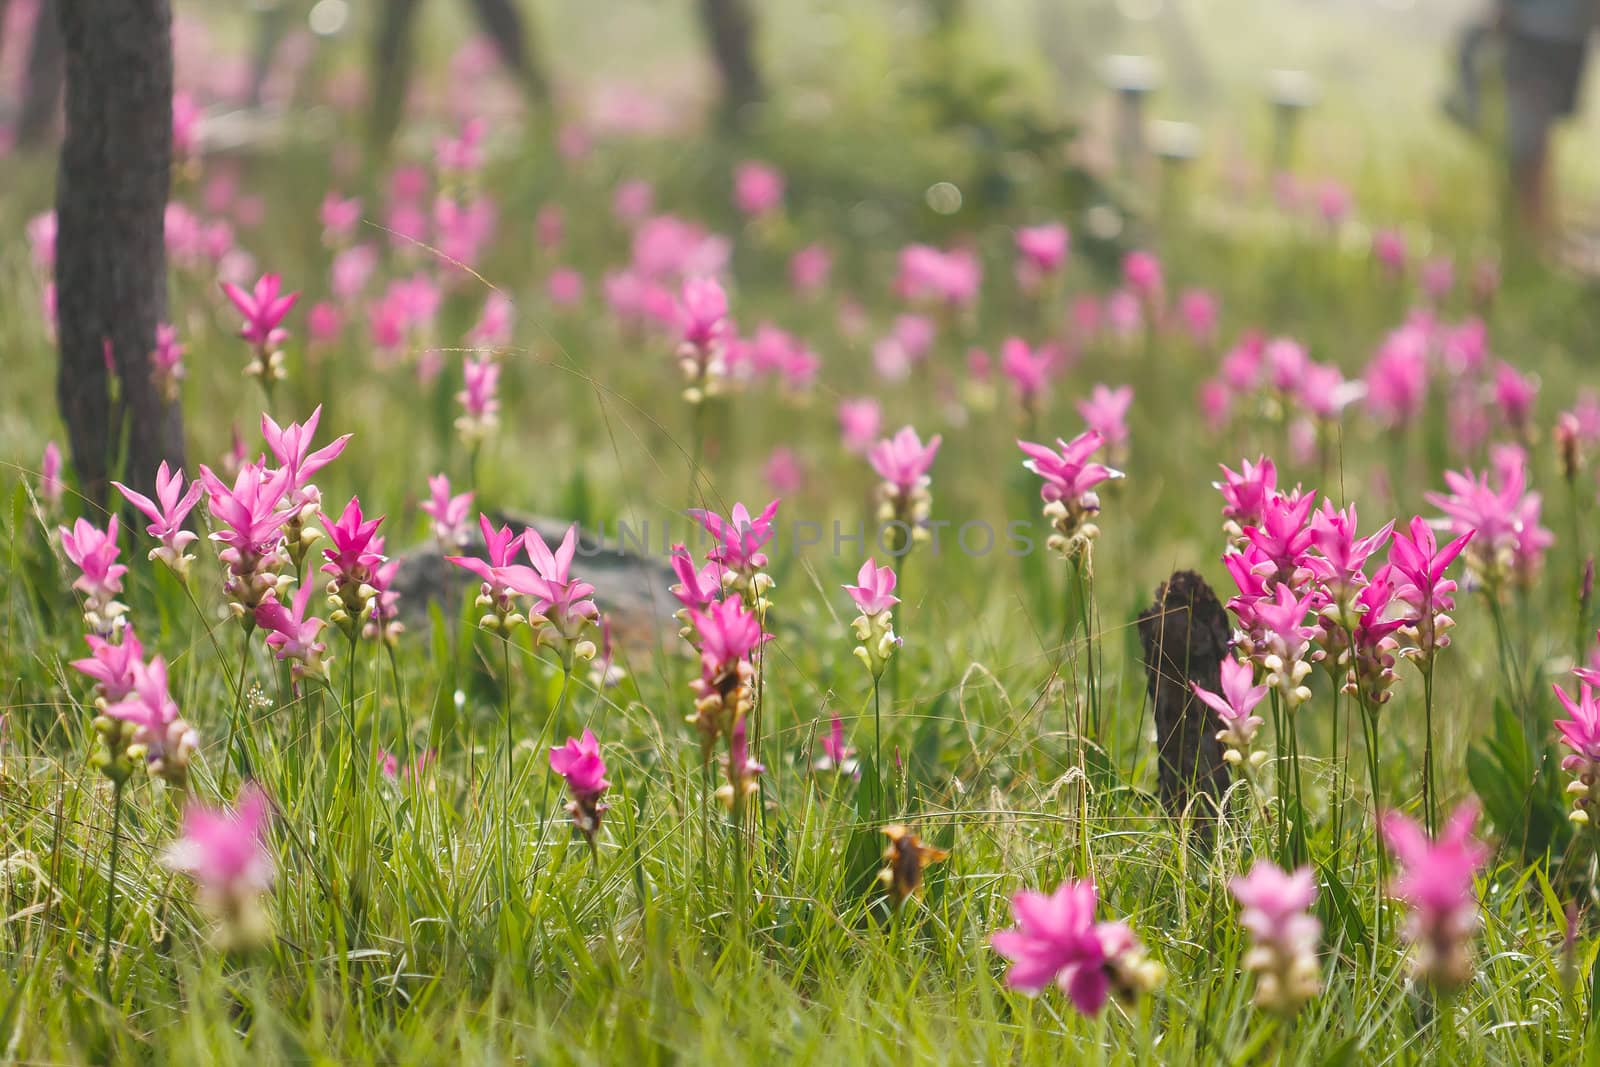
370,0,424,151
466,0,550,107
16,0,63,147
54,0,183,509
698,0,763,130
1136,571,1232,840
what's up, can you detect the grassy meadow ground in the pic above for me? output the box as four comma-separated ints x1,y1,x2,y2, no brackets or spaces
4,0,1600,1063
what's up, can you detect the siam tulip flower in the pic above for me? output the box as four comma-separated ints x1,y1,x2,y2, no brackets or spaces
1219,332,1266,394
1387,516,1470,667
1556,412,1582,483
687,499,779,608
1420,257,1455,303
1104,290,1143,342
113,462,204,578
1191,655,1269,770
843,558,901,678
895,243,981,309
1340,567,1411,708
1017,430,1123,558
59,516,128,636
468,291,515,350
733,160,784,218
103,654,199,787
1438,317,1489,378
260,406,350,569
536,204,565,249
1242,490,1317,590
435,116,486,175
455,356,501,447
320,193,361,245
1240,583,1319,708
434,194,498,268
1316,181,1351,227
523,524,600,665
789,243,832,298
1122,250,1164,308
1264,337,1309,396
612,178,655,224
1014,223,1069,294
1426,456,1552,591
990,879,1164,1014
550,728,611,843
331,244,378,301
813,714,858,776
1216,457,1278,545
1199,380,1232,431
1493,361,1538,440
685,596,767,749
674,276,730,402
162,784,276,950
39,441,64,513
870,426,942,553
1305,501,1393,626
999,337,1053,414
1295,361,1363,423
421,473,474,549
151,323,186,402
201,461,295,618
1178,288,1219,346
669,543,724,641
1379,802,1486,991
446,515,537,629
838,397,883,455
71,627,146,706
361,539,404,645
221,272,298,383
764,448,805,495
716,715,765,811
379,747,435,782
1372,229,1407,276
255,580,332,682
319,496,385,635
547,267,584,307
1553,678,1600,824
879,824,949,907
1231,862,1321,1016
1076,384,1133,461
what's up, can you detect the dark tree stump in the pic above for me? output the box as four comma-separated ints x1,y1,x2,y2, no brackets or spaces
15,0,63,147
698,0,763,130
1136,571,1232,837
54,0,184,508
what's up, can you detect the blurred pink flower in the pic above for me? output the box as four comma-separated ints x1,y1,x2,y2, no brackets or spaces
221,273,298,350
1379,801,1486,990
838,397,882,455
421,474,474,549
764,447,805,495
991,880,1160,1014
1077,385,1133,451
789,243,832,297
734,160,785,217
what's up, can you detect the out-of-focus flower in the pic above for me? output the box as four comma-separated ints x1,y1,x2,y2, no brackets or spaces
551,729,611,842
151,324,186,402
838,397,882,455
421,474,474,549
1427,451,1552,590
1554,678,1600,824
455,356,500,447
221,273,298,383
39,441,64,513
162,784,276,949
1231,862,1321,1016
102,653,198,787
813,715,858,776
1014,223,1069,294
1380,802,1486,991
789,243,832,298
59,516,128,636
734,160,785,218
1077,384,1132,460
1216,457,1277,545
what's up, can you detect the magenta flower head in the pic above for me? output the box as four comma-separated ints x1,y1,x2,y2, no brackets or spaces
1192,655,1269,770
789,243,832,298
1017,430,1123,557
1216,457,1278,543
151,323,186,402
687,500,779,608
551,728,611,842
421,473,474,549
103,653,199,786
990,880,1164,1015
1426,453,1552,591
1554,679,1600,825
39,441,65,513
733,160,785,218
59,516,129,635
261,405,351,517
1243,583,1320,708
1179,288,1219,346
113,461,204,578
163,784,275,949
1122,250,1164,306
1494,361,1538,439
523,524,600,664
669,544,724,641
870,426,941,553
1231,862,1321,1015
685,596,768,746
844,558,901,677
221,272,298,382
1076,384,1133,459
843,558,899,616
255,580,331,683
1014,223,1069,294
1305,501,1394,625
999,337,1053,412
455,356,501,447
446,514,538,629
319,496,386,632
716,714,765,811
814,714,858,776
1241,489,1317,591
1380,801,1487,990
199,461,294,616
71,627,146,705
1388,516,1470,666
838,397,883,455
675,275,731,402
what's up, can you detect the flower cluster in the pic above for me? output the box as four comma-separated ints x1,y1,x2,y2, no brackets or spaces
1380,802,1487,991
869,427,941,554
1017,429,1122,559
163,784,276,950
1231,862,1321,1016
843,558,901,679
550,729,610,845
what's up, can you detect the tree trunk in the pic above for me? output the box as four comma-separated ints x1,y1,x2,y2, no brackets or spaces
54,0,183,509
16,0,63,147
1136,571,1232,841
466,0,550,108
370,0,424,151
698,0,762,130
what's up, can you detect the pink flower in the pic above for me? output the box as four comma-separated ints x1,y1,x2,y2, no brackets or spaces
1387,515,1470,664
112,461,204,575
551,728,610,796
1426,454,1552,588
789,243,832,297
677,276,729,351
1265,338,1309,394
1379,801,1486,989
1017,431,1119,506
71,628,146,704
320,193,362,244
59,516,128,631
547,268,584,307
1230,862,1322,1014
1240,583,1321,707
991,880,1161,1014
1104,290,1142,340
331,244,378,300
199,461,293,604
1305,501,1394,614
1014,223,1069,292
221,273,298,350
1420,257,1454,302
612,179,654,224
869,426,941,495
455,357,501,444
468,292,515,349
1178,289,1218,345
1122,250,1163,304
669,545,723,613
1242,491,1317,588
435,116,487,174
103,653,198,777
162,784,275,946
1493,361,1538,437
815,714,857,774
689,596,766,676
151,323,185,399
171,92,202,159
895,244,981,308
421,474,474,549
999,338,1052,409
764,448,805,495
1372,229,1408,275
320,496,385,588
717,714,765,809
838,397,882,455
523,524,600,654
536,204,565,249
1076,384,1133,451
39,441,64,511
688,500,780,574
261,405,351,511
843,558,899,616
446,515,538,622
733,160,785,217
255,580,331,680
1554,679,1600,824
1216,457,1277,536
1192,656,1268,762
1316,182,1351,226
